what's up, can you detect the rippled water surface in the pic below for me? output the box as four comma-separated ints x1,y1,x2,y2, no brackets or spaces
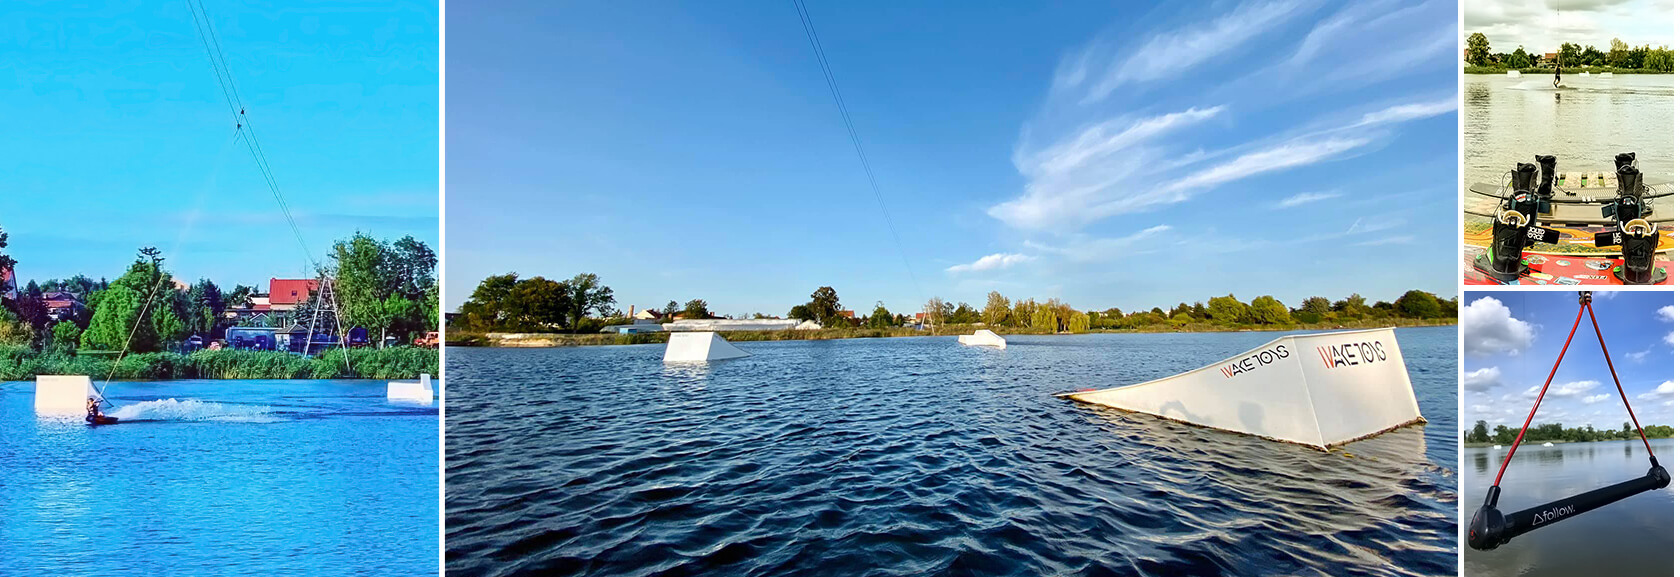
1464,440,1674,577
0,379,439,576
1464,74,1673,197
446,327,1457,576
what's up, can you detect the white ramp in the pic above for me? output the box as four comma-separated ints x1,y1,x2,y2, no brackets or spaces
1060,328,1422,450
958,329,1007,348
36,375,98,414
387,373,435,403
664,331,749,362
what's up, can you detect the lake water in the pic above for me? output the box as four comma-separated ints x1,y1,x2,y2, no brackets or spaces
0,379,439,576
445,326,1457,576
1463,439,1674,577
1463,74,1673,211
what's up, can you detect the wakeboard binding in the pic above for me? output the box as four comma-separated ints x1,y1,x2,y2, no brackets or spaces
1595,159,1665,284
1474,162,1559,281
1534,155,1556,213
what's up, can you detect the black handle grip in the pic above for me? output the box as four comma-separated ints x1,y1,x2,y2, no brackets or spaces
1469,464,1670,551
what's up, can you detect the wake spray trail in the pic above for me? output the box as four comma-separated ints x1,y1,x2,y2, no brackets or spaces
108,399,277,423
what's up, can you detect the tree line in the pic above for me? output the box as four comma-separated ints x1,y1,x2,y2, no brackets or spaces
0,226,437,354
452,271,1455,335
1465,420,1675,445
1466,33,1675,72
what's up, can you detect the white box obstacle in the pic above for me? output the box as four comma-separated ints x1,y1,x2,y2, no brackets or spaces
958,329,1007,348
1060,328,1423,450
663,332,749,362
387,373,435,402
36,375,97,414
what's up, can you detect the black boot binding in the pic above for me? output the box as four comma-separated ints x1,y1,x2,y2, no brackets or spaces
1534,155,1556,214
1595,162,1666,284
1474,163,1559,281
1468,292,1671,551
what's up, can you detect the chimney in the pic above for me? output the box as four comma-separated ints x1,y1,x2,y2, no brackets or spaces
629,305,637,318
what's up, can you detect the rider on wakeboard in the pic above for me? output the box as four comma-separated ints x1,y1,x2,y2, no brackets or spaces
86,397,105,424
1554,61,1562,88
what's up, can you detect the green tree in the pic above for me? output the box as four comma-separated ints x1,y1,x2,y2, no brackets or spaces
952,302,979,324
924,297,948,328
458,273,520,329
391,236,438,298
1249,295,1291,325
982,291,1010,326
50,320,81,353
1300,296,1332,315
788,304,814,322
1466,32,1492,66
1582,45,1605,66
867,301,894,328
1608,38,1629,68
507,277,570,329
1396,290,1443,318
808,287,842,326
1333,293,1369,318
1207,294,1247,323
682,299,710,319
1557,42,1581,67
333,233,396,334
562,273,616,327
1470,420,1490,443
1507,46,1532,69
663,301,680,316
0,309,28,346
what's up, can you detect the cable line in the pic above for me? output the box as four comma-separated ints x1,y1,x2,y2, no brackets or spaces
791,0,924,300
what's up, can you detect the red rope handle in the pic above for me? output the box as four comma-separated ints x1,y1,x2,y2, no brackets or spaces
1586,302,1657,458
1492,302,1585,486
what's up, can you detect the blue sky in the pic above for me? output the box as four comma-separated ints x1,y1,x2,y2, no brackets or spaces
1463,291,1674,429
446,0,1456,315
0,1,438,288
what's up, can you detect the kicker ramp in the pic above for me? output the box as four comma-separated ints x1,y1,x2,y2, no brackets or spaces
1061,328,1423,450
387,373,436,403
958,330,1006,348
36,375,98,414
663,332,750,362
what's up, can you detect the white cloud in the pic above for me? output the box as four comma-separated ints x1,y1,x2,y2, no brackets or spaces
1626,346,1653,363
1276,191,1343,208
1554,380,1601,397
1166,137,1369,194
1024,225,1172,263
946,253,1033,274
1638,381,1674,402
1352,96,1458,127
1463,367,1502,392
1463,296,1539,356
1582,394,1612,404
1660,305,1674,344
1081,0,1304,101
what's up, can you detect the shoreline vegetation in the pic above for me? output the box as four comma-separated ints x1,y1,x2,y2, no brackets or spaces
0,227,440,381
1464,420,1675,447
449,271,1458,348
0,347,438,382
1464,65,1671,74
1462,33,1674,74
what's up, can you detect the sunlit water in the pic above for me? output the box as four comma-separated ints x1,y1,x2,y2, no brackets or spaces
0,379,439,576
446,326,1456,576
1463,439,1674,577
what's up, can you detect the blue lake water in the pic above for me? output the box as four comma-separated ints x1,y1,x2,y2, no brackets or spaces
445,326,1457,576
0,379,439,576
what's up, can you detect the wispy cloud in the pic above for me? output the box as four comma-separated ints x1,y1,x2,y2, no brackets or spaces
1276,191,1343,208
946,253,1033,274
1080,0,1307,102
1024,225,1172,263
1353,96,1457,127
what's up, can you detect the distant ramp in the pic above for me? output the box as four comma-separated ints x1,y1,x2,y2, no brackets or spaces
664,332,750,362
958,330,1006,348
1059,328,1423,450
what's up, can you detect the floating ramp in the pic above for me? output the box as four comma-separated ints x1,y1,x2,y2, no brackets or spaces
957,329,1006,348
663,332,750,362
1060,328,1423,450
35,375,98,415
387,373,436,403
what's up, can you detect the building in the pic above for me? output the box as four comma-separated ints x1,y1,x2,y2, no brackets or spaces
41,291,84,321
632,306,664,321
269,278,319,312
